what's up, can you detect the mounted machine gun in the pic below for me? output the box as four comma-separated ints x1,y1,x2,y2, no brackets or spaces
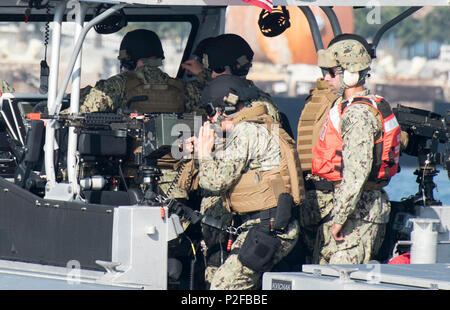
393,104,450,206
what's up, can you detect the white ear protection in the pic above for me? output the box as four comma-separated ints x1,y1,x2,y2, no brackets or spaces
343,70,360,87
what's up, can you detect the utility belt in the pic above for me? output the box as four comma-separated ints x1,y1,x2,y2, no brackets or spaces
304,175,386,192
304,177,335,193
237,207,278,232
200,194,296,273
229,193,296,272
231,192,296,236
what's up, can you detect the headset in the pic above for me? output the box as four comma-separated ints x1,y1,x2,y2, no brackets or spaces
329,34,374,87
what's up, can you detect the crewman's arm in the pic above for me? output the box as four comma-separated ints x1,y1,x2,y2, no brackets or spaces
332,103,379,225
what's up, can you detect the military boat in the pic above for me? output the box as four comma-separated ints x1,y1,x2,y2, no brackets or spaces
0,0,448,291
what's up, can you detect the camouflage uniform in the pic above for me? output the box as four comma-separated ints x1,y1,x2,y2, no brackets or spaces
0,80,14,93
298,174,334,263
313,90,391,264
198,86,281,285
198,133,230,285
78,64,203,114
199,121,299,290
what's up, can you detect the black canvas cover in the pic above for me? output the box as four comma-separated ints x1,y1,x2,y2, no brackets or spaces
0,177,114,271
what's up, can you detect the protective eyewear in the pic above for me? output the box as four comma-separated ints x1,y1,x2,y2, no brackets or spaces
325,68,337,78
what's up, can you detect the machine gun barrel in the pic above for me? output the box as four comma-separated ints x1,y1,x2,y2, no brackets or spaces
393,104,449,143
27,112,140,122
26,112,146,130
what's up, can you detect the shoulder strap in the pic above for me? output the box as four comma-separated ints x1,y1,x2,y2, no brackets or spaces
232,104,268,126
167,78,185,91
125,71,143,93
345,96,383,138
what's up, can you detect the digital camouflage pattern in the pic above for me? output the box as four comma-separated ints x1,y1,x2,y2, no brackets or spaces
199,121,281,191
298,174,334,263
199,194,232,284
198,97,279,286
199,120,299,290
210,218,299,290
313,90,391,264
299,175,335,228
0,80,14,93
78,64,204,114
198,133,230,285
317,39,372,73
332,92,391,225
314,216,386,264
195,67,213,86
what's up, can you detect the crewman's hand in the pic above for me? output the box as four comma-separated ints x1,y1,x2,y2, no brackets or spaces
182,136,197,154
181,59,203,76
197,121,215,159
331,223,344,241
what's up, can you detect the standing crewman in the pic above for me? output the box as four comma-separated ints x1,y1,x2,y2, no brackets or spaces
296,76,337,264
78,29,203,115
180,34,284,287
182,33,281,122
311,34,401,264
193,74,304,289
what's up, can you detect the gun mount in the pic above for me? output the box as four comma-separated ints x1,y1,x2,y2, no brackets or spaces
393,104,450,206
21,110,200,205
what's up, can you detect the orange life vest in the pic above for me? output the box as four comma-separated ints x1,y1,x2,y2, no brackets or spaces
311,95,401,184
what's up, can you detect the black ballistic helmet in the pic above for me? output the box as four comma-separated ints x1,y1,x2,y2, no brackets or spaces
201,75,258,117
204,34,254,76
193,37,216,59
119,29,165,61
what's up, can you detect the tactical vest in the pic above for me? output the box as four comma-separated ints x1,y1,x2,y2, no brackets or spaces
125,71,185,113
222,106,305,214
311,95,401,185
297,78,337,173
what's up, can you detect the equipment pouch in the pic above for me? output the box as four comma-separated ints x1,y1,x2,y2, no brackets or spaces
238,227,281,272
273,193,294,231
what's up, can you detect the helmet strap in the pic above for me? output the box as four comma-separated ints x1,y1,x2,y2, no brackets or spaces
337,66,370,96
216,113,228,128
336,67,346,97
